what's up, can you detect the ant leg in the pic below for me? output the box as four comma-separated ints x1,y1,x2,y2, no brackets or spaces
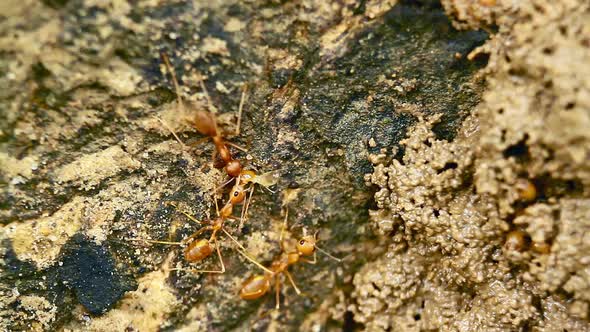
301,251,317,265
235,85,247,136
188,137,210,148
260,183,275,194
182,226,214,244
221,228,248,251
154,115,186,148
226,141,248,153
284,270,301,295
238,187,250,229
239,186,255,230
221,228,273,274
128,238,183,246
174,237,225,274
275,276,281,310
168,202,202,225
196,72,218,114
211,148,218,167
160,52,184,111
279,209,288,251
214,193,221,216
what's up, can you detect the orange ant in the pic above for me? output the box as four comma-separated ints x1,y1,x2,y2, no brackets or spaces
237,210,341,309
218,169,281,229
160,52,247,178
159,53,278,226
130,202,271,274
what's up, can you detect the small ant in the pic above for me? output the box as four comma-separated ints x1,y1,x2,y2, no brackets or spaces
237,210,341,309
130,202,270,274
160,52,247,178
219,169,281,229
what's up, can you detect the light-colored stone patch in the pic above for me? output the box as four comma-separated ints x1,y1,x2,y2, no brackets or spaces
224,17,246,33
55,146,141,190
0,152,39,183
40,49,143,96
175,305,210,332
7,196,86,269
201,36,230,57
13,295,57,332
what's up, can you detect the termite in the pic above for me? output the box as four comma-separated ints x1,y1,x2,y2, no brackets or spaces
237,210,341,309
219,169,281,229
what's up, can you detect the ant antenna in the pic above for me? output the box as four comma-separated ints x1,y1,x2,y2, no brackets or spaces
160,52,183,111
312,230,342,262
195,71,218,113
128,238,183,246
314,245,342,262
167,202,203,224
154,115,186,147
236,85,247,136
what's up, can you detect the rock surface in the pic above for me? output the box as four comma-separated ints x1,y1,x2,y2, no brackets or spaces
0,0,587,331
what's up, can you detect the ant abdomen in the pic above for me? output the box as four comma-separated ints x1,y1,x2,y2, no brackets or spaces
240,275,270,300
184,239,213,262
194,111,218,137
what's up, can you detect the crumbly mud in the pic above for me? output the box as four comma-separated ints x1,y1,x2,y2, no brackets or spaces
356,0,590,330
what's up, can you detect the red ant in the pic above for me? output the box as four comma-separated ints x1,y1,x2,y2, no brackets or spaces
237,210,341,309
160,52,247,178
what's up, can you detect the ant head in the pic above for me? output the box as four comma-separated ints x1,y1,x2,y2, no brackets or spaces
229,185,246,204
297,235,317,256
226,160,242,177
